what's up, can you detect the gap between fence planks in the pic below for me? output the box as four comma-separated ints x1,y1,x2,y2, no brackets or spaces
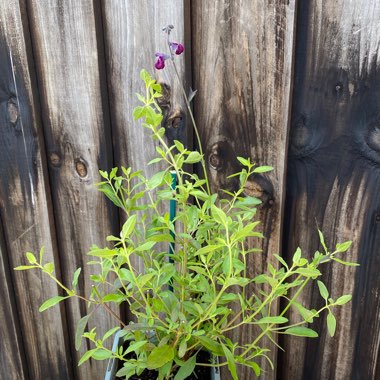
192,1,296,378
281,0,380,379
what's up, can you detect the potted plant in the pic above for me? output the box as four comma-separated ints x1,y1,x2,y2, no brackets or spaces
15,26,357,380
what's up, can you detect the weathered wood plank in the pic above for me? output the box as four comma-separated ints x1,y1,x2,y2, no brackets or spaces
192,1,296,378
26,1,118,378
0,1,72,378
101,0,190,274
0,216,28,379
281,1,380,379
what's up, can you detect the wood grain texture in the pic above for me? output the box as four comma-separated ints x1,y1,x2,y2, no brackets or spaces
26,0,119,378
192,1,296,378
101,0,190,274
0,215,28,378
0,1,72,378
281,1,380,379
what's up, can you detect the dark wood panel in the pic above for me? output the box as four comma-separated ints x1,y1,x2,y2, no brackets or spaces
0,213,28,378
281,0,380,379
192,1,296,378
0,1,72,378
26,0,119,378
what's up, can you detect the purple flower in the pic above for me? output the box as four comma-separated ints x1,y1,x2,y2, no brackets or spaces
169,42,184,55
154,52,169,70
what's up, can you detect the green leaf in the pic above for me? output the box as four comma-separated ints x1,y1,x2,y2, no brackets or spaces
327,313,336,337
39,296,69,312
284,326,318,338
197,336,224,356
317,280,329,300
14,265,38,270
236,156,250,166
135,241,156,251
247,361,261,376
257,316,288,324
211,204,227,225
184,151,202,164
294,268,321,277
221,342,238,380
148,157,163,165
133,106,144,120
102,327,121,342
121,215,137,239
195,244,224,256
335,294,352,305
78,349,96,366
72,268,82,288
318,229,328,253
26,252,37,264
96,183,124,209
178,339,187,358
147,234,174,243
335,241,352,253
124,340,148,355
102,293,125,303
147,345,174,370
292,301,315,323
332,257,359,267
39,246,45,264
75,314,90,350
274,254,289,270
89,247,117,258
292,247,301,264
174,354,196,380
42,262,54,275
253,166,274,173
174,140,185,153
92,349,113,360
116,363,136,378
147,171,166,189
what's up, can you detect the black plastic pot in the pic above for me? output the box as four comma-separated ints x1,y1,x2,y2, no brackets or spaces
105,331,221,380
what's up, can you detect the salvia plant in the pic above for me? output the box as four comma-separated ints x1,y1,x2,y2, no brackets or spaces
15,25,358,380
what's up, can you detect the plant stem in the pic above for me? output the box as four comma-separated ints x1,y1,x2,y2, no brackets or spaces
170,59,211,195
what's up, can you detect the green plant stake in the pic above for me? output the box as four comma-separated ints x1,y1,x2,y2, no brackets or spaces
169,170,177,263
169,170,177,292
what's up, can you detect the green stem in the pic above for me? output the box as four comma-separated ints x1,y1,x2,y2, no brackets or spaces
242,275,310,357
170,60,211,195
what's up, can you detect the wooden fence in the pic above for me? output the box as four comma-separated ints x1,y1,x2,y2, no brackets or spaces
0,1,379,379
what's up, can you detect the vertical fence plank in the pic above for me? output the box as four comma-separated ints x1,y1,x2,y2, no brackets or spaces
0,1,72,378
282,1,380,379
192,1,296,378
26,1,118,378
0,218,28,378
101,0,190,273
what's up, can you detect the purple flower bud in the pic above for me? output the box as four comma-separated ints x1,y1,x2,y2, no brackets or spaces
169,42,184,55
154,52,169,70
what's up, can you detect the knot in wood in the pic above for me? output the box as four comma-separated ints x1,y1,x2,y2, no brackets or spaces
7,97,19,125
291,114,311,149
367,126,380,152
49,153,61,167
75,158,88,178
209,153,224,170
208,142,228,171
156,82,171,110
335,83,343,92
